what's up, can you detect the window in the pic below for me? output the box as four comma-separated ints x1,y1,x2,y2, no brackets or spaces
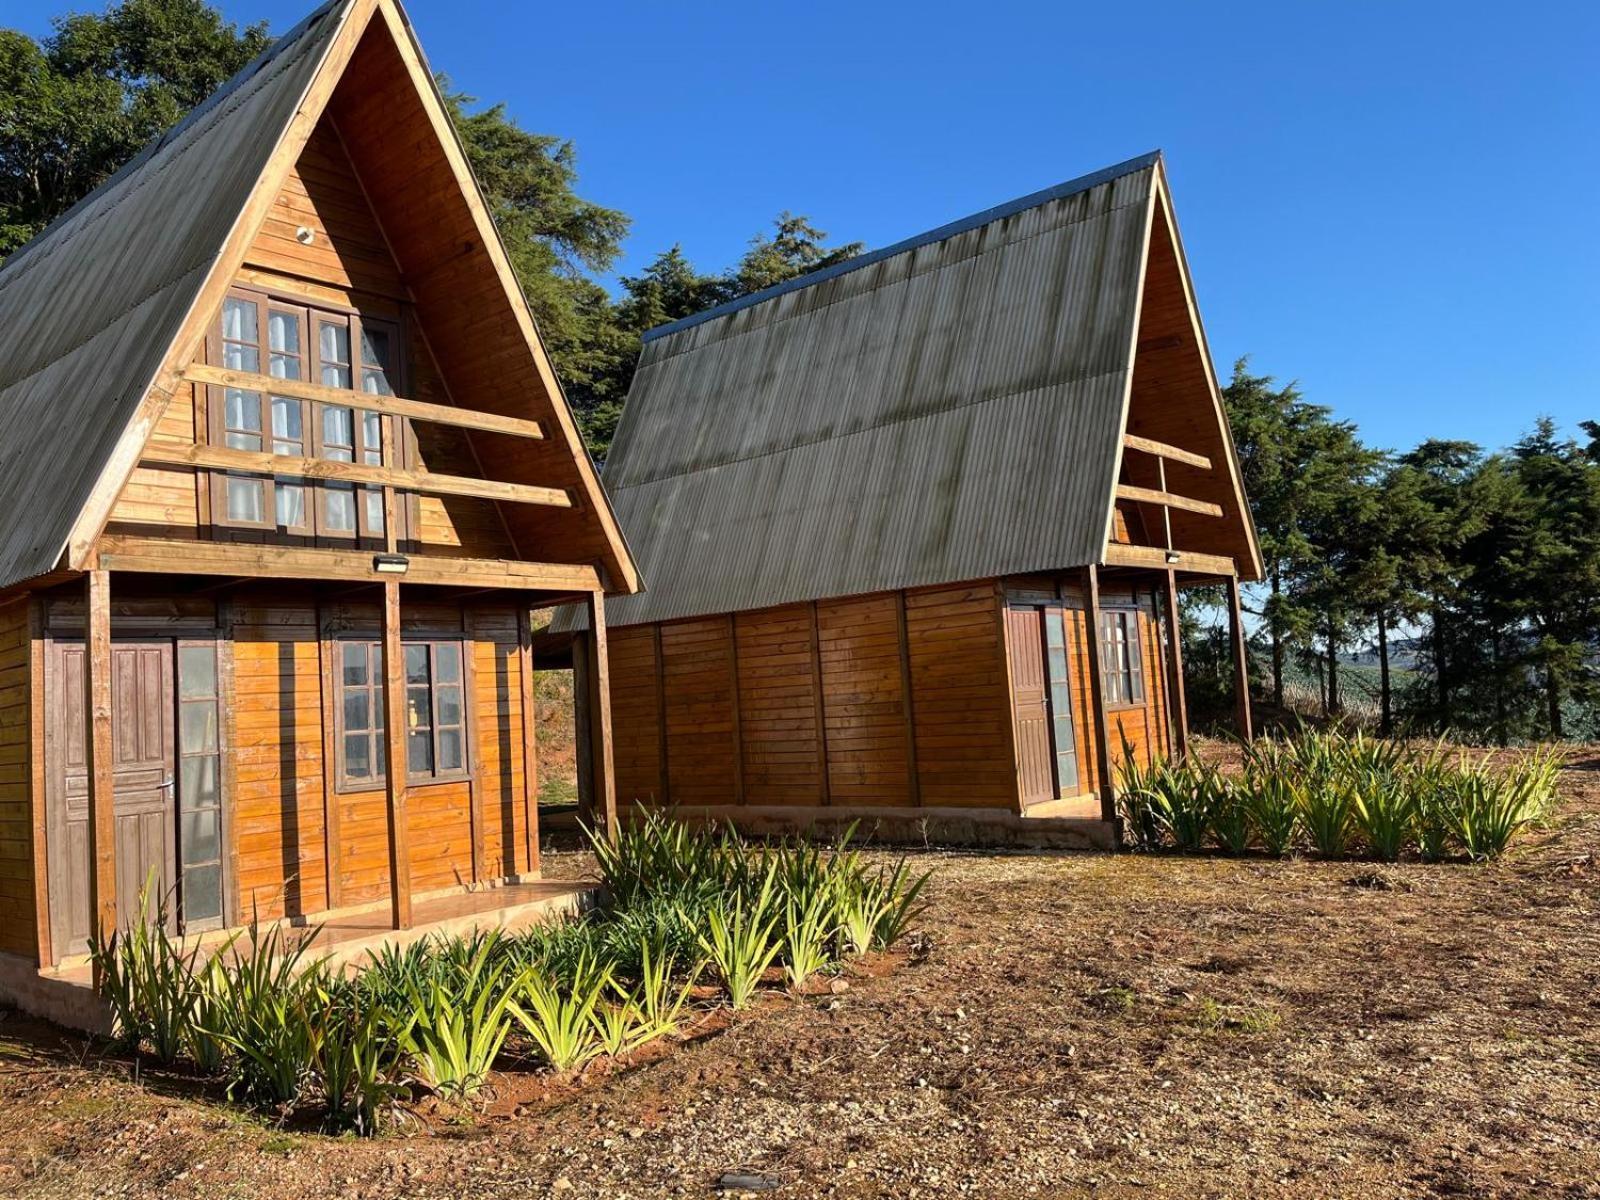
1042,608,1080,792
177,643,224,930
209,288,404,542
338,638,468,789
1100,609,1145,708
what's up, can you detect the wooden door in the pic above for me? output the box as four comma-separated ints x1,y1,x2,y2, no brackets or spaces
47,641,177,955
1006,604,1055,806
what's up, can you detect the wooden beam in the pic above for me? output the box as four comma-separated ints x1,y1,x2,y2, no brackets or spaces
1162,569,1190,760
380,579,411,929
808,603,830,807
727,614,745,806
27,597,51,967
1115,484,1224,519
1081,566,1117,824
84,570,116,960
93,536,600,592
1226,574,1254,743
139,443,570,509
1101,543,1238,577
895,591,921,806
185,363,544,441
583,592,617,840
517,606,541,877
1122,433,1212,471
654,624,672,807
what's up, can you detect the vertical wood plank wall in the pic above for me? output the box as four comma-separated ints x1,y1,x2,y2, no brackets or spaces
0,599,32,957
612,581,1042,816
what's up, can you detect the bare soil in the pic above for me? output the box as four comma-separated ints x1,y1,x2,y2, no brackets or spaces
2,755,1597,1199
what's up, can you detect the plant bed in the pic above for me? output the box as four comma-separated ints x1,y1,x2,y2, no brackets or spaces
85,815,931,1138
1120,728,1562,862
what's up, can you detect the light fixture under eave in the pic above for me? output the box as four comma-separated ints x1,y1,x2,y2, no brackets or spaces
1165,551,1182,564
374,554,409,575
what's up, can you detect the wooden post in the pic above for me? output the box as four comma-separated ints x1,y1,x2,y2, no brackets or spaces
1225,574,1254,743
1162,569,1190,760
583,591,617,840
1081,566,1117,823
380,578,411,929
517,606,541,877
84,570,117,961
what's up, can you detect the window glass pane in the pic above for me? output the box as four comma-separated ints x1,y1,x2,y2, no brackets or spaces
343,689,370,733
183,864,222,924
365,490,385,532
225,389,262,433
438,728,463,772
434,643,461,684
223,341,260,373
1045,611,1065,650
276,483,305,528
180,701,218,754
342,642,368,687
361,411,383,455
326,488,356,531
407,730,433,775
180,756,219,810
181,810,220,865
226,478,263,523
322,406,354,447
437,684,462,727
178,646,216,698
222,297,256,342
361,326,390,369
322,362,352,388
405,644,430,684
407,686,431,730
268,311,299,354
271,397,303,444
375,736,386,776
1046,646,1067,682
345,732,371,779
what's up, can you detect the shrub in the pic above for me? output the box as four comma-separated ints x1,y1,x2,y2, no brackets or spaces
696,864,782,1008
401,934,523,1097
1443,761,1539,861
1241,743,1301,857
510,957,608,1071
315,983,411,1135
206,921,326,1109
1300,777,1357,858
1209,778,1253,855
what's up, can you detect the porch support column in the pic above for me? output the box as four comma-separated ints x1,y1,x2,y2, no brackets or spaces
1081,565,1117,823
1162,568,1190,760
1225,573,1254,742
380,578,412,929
84,569,116,959
582,590,617,841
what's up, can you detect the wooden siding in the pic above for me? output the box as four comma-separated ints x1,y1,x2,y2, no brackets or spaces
0,598,33,957
228,590,531,922
102,115,516,561
604,576,1177,821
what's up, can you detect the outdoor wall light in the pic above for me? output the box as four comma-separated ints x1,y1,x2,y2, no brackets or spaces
373,554,409,575
1165,551,1182,564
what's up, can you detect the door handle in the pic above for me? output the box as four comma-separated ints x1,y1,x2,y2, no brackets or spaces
160,777,175,792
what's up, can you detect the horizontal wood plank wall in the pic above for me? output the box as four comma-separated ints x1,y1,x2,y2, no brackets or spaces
609,627,663,809
735,607,825,805
660,619,739,806
817,595,912,806
0,599,32,957
231,597,329,919
104,387,201,541
230,591,528,920
904,584,1015,809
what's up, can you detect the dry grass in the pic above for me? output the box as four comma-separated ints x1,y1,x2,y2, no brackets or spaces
1,757,1597,1198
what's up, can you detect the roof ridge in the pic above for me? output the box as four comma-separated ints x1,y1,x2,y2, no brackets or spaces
0,0,347,285
639,149,1161,345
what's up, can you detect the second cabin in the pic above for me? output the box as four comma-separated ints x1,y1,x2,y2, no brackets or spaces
554,153,1262,848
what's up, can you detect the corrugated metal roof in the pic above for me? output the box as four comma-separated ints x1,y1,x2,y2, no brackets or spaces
564,154,1159,630
0,0,353,590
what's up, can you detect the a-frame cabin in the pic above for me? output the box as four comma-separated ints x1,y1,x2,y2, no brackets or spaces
0,0,638,1009
555,152,1262,848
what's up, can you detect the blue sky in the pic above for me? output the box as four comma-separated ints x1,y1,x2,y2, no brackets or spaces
7,0,1596,455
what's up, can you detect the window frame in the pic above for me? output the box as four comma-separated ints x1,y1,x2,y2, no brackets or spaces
1099,607,1146,711
206,285,410,546
333,634,472,793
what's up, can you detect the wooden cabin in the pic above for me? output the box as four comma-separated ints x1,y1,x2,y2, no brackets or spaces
0,0,637,1012
556,153,1262,848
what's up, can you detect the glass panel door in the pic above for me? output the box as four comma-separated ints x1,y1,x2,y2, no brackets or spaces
1043,607,1080,795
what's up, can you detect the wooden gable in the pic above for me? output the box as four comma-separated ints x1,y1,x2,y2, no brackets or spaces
72,0,637,595
1108,165,1263,580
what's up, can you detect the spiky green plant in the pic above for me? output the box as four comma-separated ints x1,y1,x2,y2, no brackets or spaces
315,983,412,1135
510,959,608,1071
781,887,834,990
401,935,523,1097
205,921,327,1109
696,864,782,1008
87,878,208,1063
1300,778,1357,858
1351,774,1419,862
1444,760,1539,861
1241,740,1302,856
1209,778,1252,855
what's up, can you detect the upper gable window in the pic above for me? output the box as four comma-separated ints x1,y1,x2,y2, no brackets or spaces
207,287,408,543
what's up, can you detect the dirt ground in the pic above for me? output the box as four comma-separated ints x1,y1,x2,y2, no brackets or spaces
2,756,1597,1199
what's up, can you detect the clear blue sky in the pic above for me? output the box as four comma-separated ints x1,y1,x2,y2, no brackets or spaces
6,0,1596,455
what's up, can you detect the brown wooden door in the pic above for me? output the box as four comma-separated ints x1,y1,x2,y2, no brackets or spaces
47,641,177,955
1006,604,1055,806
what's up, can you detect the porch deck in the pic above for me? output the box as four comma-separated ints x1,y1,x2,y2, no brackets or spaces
1,880,601,1035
